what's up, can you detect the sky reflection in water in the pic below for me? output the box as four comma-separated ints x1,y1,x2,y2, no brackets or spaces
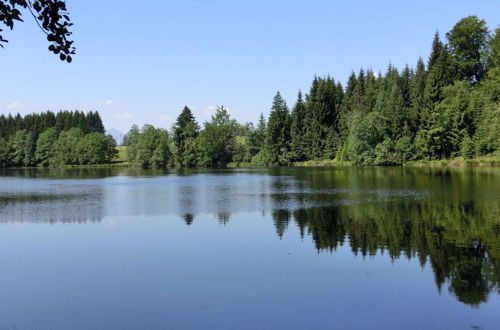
0,167,499,330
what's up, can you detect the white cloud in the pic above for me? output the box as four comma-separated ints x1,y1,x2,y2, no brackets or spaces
203,105,240,117
160,114,172,121
104,100,113,105
203,105,218,116
113,112,133,119
7,102,23,109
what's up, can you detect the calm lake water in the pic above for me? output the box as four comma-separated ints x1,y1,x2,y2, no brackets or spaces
0,167,499,330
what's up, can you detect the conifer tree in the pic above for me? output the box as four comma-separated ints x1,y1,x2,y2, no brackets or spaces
290,91,307,161
265,92,291,165
428,32,444,71
173,106,199,167
410,58,427,132
303,77,343,159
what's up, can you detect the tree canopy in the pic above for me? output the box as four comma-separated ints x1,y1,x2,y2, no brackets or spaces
0,0,75,61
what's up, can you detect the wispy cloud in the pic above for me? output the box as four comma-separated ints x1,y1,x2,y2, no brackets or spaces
204,105,218,116
7,102,23,109
113,112,133,119
104,100,113,105
160,114,172,121
203,105,240,117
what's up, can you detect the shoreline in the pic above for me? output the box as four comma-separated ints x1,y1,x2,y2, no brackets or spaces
293,157,500,167
1,157,499,170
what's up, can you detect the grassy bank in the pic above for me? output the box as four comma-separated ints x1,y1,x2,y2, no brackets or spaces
293,156,500,167
403,156,500,167
293,159,352,167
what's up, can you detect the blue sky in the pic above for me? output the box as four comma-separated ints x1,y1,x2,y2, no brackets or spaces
1,0,500,132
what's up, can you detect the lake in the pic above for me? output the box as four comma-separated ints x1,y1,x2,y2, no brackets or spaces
0,167,499,330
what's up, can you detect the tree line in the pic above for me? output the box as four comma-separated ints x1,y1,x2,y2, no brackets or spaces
124,16,499,168
0,111,116,167
3,16,498,169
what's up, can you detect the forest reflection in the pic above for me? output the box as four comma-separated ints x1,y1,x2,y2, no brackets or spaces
183,199,500,307
1,166,499,307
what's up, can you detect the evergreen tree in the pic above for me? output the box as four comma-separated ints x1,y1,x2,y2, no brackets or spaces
417,46,457,159
265,92,291,166
173,106,199,167
303,77,343,159
428,32,444,71
410,58,427,132
290,91,307,161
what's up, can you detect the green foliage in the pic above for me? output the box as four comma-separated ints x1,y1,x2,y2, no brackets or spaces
290,91,307,161
197,107,236,168
173,106,199,168
461,135,476,159
10,129,35,166
0,110,114,168
35,128,58,166
489,27,500,69
76,133,117,165
474,69,500,155
343,111,385,164
0,137,11,167
52,128,85,165
303,77,343,159
0,0,75,61
126,125,172,168
0,110,104,141
446,16,489,83
265,92,291,166
2,16,499,168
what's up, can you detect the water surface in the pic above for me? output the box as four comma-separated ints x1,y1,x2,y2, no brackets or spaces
0,167,499,329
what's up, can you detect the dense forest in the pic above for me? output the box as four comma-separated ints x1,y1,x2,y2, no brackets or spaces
1,16,499,168
124,16,499,168
0,111,117,167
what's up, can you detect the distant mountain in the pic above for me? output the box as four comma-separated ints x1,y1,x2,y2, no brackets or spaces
106,128,125,145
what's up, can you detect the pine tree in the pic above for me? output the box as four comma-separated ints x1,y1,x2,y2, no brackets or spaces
265,92,291,165
417,46,458,159
410,58,427,132
428,32,444,71
303,77,342,159
290,91,307,161
173,106,199,167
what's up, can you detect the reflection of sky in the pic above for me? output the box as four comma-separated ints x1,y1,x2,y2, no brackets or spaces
0,171,459,223
0,177,103,223
0,169,499,329
102,173,432,218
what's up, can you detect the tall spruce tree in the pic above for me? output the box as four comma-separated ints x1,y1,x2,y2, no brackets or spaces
410,58,427,133
290,91,307,162
428,32,444,71
173,106,199,167
303,77,343,159
265,92,291,166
